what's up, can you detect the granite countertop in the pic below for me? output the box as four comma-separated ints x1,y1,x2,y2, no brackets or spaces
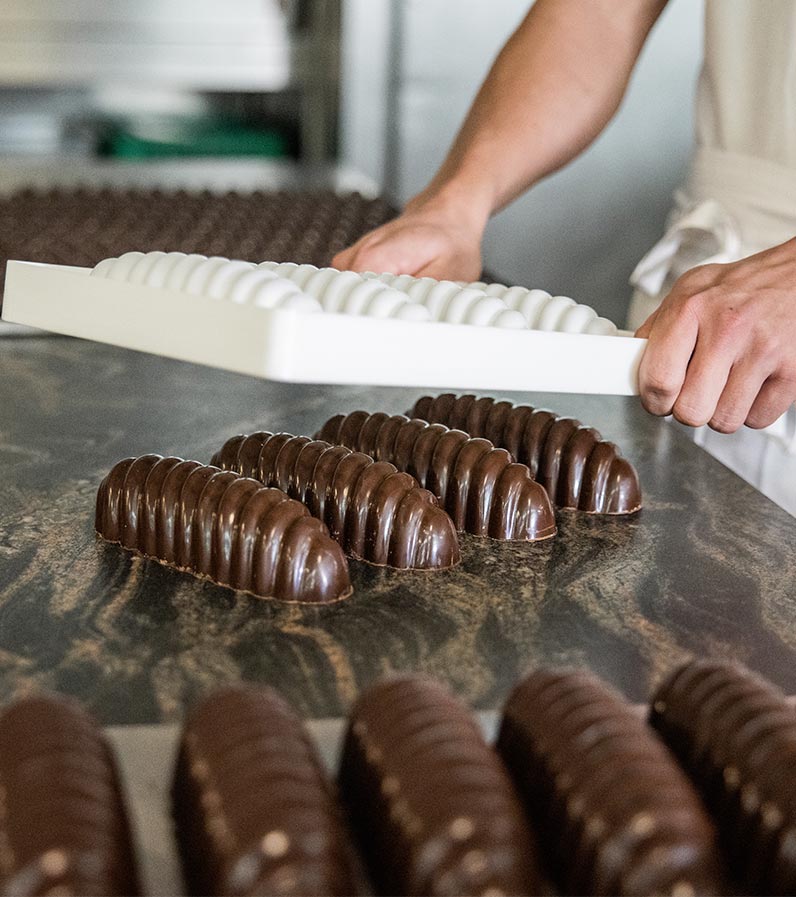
1,335,794,725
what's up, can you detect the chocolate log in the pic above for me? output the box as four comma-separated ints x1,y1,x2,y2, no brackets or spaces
173,685,364,897
95,455,351,604
0,695,140,896
497,668,727,896
210,432,459,570
316,412,556,541
409,393,642,514
338,675,546,896
650,660,796,895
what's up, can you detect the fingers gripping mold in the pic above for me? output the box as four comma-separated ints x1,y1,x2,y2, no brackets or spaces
339,676,547,896
316,412,557,541
95,455,352,604
211,432,460,570
410,393,642,514
173,685,364,897
498,669,728,897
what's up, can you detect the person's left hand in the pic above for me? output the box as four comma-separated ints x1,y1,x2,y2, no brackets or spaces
635,237,796,433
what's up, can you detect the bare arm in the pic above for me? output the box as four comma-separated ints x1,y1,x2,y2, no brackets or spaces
334,0,668,279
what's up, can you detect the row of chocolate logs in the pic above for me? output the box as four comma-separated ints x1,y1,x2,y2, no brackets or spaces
2,658,794,896
95,395,643,603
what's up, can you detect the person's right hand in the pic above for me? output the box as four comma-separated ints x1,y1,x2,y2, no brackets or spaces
331,193,486,282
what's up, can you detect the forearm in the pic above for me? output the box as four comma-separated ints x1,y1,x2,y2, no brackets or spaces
414,0,668,225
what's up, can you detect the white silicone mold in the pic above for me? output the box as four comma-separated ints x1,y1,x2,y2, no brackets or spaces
263,262,526,329
361,271,618,335
2,255,646,394
461,279,618,335
92,251,322,314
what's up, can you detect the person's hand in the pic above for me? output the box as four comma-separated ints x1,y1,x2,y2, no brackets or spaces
332,192,486,281
635,237,796,433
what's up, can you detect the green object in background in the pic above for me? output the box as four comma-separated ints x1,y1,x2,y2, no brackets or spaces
102,115,289,159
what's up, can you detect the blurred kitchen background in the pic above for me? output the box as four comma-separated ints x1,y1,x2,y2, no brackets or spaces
0,0,703,326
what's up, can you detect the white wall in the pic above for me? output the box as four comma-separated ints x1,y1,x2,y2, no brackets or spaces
339,0,393,191
341,0,704,326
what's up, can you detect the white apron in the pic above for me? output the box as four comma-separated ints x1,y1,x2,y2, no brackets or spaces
628,0,796,517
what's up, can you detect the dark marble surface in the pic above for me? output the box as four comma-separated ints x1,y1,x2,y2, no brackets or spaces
1,336,794,725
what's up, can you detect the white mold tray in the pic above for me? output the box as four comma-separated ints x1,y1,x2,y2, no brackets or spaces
2,260,647,395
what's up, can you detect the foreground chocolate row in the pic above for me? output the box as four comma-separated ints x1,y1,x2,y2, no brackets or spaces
1,659,793,895
172,659,794,897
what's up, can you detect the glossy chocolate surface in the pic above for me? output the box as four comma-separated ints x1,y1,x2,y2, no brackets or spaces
498,668,726,896
410,394,642,514
173,685,363,897
211,432,460,570
0,695,140,896
0,187,393,287
651,660,796,895
339,675,545,896
95,455,351,604
5,335,796,725
316,412,556,542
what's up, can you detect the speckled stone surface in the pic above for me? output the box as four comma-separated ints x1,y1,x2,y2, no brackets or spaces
1,337,795,725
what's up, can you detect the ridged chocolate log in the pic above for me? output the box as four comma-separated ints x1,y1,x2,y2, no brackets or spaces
173,685,364,897
0,695,140,896
339,675,546,896
409,393,642,514
316,412,556,541
498,668,727,896
210,432,460,569
650,660,796,895
95,455,351,604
